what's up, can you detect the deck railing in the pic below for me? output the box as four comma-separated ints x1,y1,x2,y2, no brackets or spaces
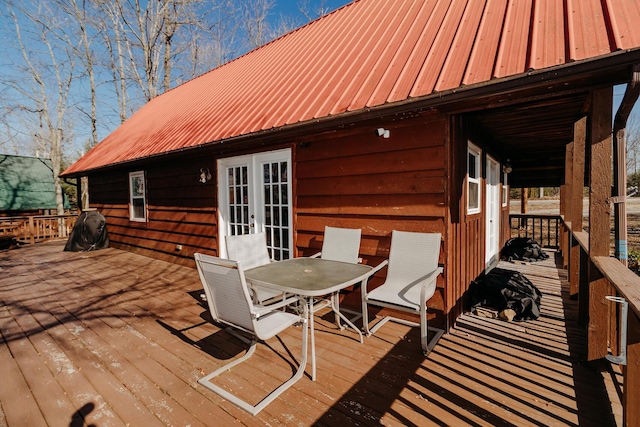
510,213,639,425
0,214,78,245
509,213,561,248
560,219,640,427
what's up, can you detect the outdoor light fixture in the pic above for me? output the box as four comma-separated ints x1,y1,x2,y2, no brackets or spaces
376,127,390,138
503,159,512,174
199,167,211,183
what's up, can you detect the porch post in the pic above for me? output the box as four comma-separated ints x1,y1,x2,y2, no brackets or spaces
562,142,573,269
588,87,613,361
570,118,586,299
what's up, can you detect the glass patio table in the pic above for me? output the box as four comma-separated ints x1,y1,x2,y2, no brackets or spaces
245,257,374,381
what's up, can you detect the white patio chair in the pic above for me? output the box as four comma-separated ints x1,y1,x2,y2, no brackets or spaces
226,232,283,303
311,226,362,326
311,226,362,264
361,230,444,355
194,253,308,416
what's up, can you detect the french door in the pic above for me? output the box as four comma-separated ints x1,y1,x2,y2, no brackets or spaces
485,155,501,270
217,149,293,260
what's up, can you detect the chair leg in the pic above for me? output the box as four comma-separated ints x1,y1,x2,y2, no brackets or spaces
419,304,444,356
198,320,308,416
362,300,371,336
364,309,443,356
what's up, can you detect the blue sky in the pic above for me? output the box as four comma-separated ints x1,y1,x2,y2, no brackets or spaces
272,0,352,19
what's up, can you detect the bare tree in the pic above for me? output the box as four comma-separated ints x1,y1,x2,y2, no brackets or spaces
7,0,75,214
626,112,640,175
96,0,131,124
297,0,333,21
60,0,100,148
239,0,275,50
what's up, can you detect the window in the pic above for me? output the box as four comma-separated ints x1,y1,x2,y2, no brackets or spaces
502,170,508,207
129,171,147,221
467,142,481,214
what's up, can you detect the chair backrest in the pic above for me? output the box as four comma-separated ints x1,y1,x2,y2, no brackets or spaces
226,232,271,270
386,230,441,286
320,226,361,263
194,253,256,333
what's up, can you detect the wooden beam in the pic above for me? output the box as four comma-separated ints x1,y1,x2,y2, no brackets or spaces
571,118,587,297
588,87,613,361
562,143,573,268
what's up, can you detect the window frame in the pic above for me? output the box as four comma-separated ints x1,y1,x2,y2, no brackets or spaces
129,171,147,222
467,141,482,214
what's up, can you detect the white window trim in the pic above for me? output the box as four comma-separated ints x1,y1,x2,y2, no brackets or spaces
467,141,481,214
129,171,147,222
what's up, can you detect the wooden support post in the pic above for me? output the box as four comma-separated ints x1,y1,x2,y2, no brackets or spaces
75,178,82,212
560,184,568,264
571,118,587,297
562,143,573,268
588,87,613,361
625,310,640,427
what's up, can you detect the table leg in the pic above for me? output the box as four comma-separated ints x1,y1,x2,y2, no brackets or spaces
330,297,363,343
308,297,316,381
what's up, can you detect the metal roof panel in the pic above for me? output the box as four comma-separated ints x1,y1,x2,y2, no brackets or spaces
62,0,640,176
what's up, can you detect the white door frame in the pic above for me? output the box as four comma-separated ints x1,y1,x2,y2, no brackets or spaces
485,155,501,270
217,148,293,260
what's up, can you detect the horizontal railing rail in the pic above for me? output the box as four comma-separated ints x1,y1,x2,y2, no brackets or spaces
0,214,78,245
509,213,561,248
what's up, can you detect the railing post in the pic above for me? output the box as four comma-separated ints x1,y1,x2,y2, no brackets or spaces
624,310,640,427
28,216,35,245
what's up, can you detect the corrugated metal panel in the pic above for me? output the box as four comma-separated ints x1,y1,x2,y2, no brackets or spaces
63,0,640,176
463,0,508,85
529,0,565,70
494,0,533,78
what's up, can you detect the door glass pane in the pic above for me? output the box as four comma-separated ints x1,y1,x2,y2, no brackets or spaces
227,165,250,236
262,159,291,260
264,164,270,183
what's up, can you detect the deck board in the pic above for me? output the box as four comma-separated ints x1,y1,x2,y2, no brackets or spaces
0,241,622,426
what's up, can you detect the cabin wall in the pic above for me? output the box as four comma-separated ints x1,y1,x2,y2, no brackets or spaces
86,111,452,327
294,111,448,327
88,153,217,266
447,117,512,322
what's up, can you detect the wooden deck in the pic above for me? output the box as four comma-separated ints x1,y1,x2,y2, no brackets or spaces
0,241,622,426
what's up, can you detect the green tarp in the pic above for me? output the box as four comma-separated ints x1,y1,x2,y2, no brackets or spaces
0,154,65,211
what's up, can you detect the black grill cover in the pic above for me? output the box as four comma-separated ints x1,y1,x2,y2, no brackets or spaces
467,268,542,321
64,211,109,252
501,237,549,262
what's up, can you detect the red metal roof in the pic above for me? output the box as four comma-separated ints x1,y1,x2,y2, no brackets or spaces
63,0,640,176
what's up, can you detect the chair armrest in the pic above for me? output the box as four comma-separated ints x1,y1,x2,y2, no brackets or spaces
419,266,443,314
361,259,389,298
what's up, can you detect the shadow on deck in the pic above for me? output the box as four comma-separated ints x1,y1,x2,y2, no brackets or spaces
0,241,622,426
